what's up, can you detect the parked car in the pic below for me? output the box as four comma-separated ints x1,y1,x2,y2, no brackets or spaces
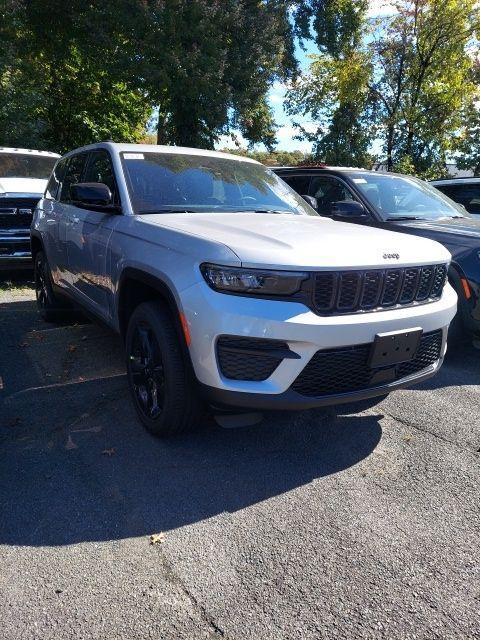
0,147,60,269
430,177,480,216
32,144,456,436
274,166,479,342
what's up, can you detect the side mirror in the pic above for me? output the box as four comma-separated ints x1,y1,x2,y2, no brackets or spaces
70,182,112,207
301,194,318,210
331,200,368,219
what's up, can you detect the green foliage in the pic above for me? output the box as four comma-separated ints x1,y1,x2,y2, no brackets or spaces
286,50,374,165
369,0,479,172
0,0,151,152
0,0,295,152
146,0,296,149
455,62,480,176
288,0,479,172
287,0,372,165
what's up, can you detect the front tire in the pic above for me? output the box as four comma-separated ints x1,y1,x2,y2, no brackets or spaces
34,250,68,322
125,301,202,436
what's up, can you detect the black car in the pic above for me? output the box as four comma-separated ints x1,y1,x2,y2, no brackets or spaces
274,166,480,342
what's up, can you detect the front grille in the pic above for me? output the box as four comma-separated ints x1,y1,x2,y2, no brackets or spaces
0,197,39,229
313,264,447,315
217,336,289,381
291,330,443,397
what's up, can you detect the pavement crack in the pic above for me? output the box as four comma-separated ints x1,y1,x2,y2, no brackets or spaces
373,409,479,454
159,553,228,638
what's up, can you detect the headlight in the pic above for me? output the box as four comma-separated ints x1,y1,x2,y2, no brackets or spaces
200,263,307,296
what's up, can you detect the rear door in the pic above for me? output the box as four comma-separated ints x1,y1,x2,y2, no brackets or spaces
65,149,120,317
42,158,69,285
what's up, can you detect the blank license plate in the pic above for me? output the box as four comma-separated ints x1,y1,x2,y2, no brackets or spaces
369,328,422,368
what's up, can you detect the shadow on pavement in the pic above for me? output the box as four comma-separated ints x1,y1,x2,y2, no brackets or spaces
0,299,384,547
0,296,476,548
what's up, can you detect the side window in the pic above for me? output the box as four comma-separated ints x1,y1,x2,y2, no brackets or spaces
45,159,68,200
83,150,119,204
309,176,356,215
59,154,88,203
281,175,311,195
447,185,480,214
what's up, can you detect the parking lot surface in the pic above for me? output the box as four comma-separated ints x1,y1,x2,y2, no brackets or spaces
1,278,479,639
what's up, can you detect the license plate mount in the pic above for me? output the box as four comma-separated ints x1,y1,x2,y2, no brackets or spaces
369,328,422,368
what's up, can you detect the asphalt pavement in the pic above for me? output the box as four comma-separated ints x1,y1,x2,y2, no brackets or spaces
0,279,479,639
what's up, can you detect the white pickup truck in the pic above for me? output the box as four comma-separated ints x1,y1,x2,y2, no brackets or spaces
31,143,456,436
0,147,59,268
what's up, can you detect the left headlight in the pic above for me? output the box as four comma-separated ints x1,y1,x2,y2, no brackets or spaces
200,263,308,296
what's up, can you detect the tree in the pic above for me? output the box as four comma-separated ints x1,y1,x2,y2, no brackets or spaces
455,61,480,176
144,0,296,149
285,49,374,165
1,0,297,152
287,0,372,165
0,0,152,152
369,0,479,172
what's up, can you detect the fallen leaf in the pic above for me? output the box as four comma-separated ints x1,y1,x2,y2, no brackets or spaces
19,342,29,348
149,532,165,545
9,417,21,427
102,447,116,456
67,344,77,353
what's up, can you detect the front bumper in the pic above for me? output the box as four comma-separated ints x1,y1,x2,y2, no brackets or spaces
180,280,457,406
201,357,442,410
0,233,32,269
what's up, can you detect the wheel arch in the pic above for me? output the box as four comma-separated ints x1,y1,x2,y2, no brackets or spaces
30,232,44,262
117,268,188,349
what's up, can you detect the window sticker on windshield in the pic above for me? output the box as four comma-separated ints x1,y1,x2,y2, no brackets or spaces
124,153,144,160
353,178,367,183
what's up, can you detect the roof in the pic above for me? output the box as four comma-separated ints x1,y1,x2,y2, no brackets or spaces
273,165,367,172
430,177,480,185
0,147,60,157
61,142,260,164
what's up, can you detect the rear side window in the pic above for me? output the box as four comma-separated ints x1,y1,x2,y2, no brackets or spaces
45,158,68,200
280,174,311,195
437,184,480,214
83,150,120,205
59,153,88,203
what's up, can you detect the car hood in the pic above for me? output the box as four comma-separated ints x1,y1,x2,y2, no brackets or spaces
140,212,451,269
395,217,480,247
0,177,46,196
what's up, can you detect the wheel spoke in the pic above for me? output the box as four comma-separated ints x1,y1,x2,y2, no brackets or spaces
129,322,166,420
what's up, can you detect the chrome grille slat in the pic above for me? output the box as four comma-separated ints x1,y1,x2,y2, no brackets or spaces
313,264,447,315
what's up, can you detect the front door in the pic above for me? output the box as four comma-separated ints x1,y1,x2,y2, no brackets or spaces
65,150,120,318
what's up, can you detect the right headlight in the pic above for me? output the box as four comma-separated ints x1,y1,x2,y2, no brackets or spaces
200,263,308,296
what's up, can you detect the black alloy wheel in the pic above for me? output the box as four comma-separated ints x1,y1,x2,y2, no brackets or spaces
125,301,202,436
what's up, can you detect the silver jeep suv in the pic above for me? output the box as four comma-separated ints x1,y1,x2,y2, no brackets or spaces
31,143,456,436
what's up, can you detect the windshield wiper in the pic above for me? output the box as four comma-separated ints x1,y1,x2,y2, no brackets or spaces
385,215,422,221
244,209,294,214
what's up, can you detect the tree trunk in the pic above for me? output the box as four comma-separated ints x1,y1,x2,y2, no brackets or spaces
386,124,394,171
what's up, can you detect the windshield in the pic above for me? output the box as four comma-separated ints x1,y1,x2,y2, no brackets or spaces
0,153,57,179
350,172,467,220
121,152,317,216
